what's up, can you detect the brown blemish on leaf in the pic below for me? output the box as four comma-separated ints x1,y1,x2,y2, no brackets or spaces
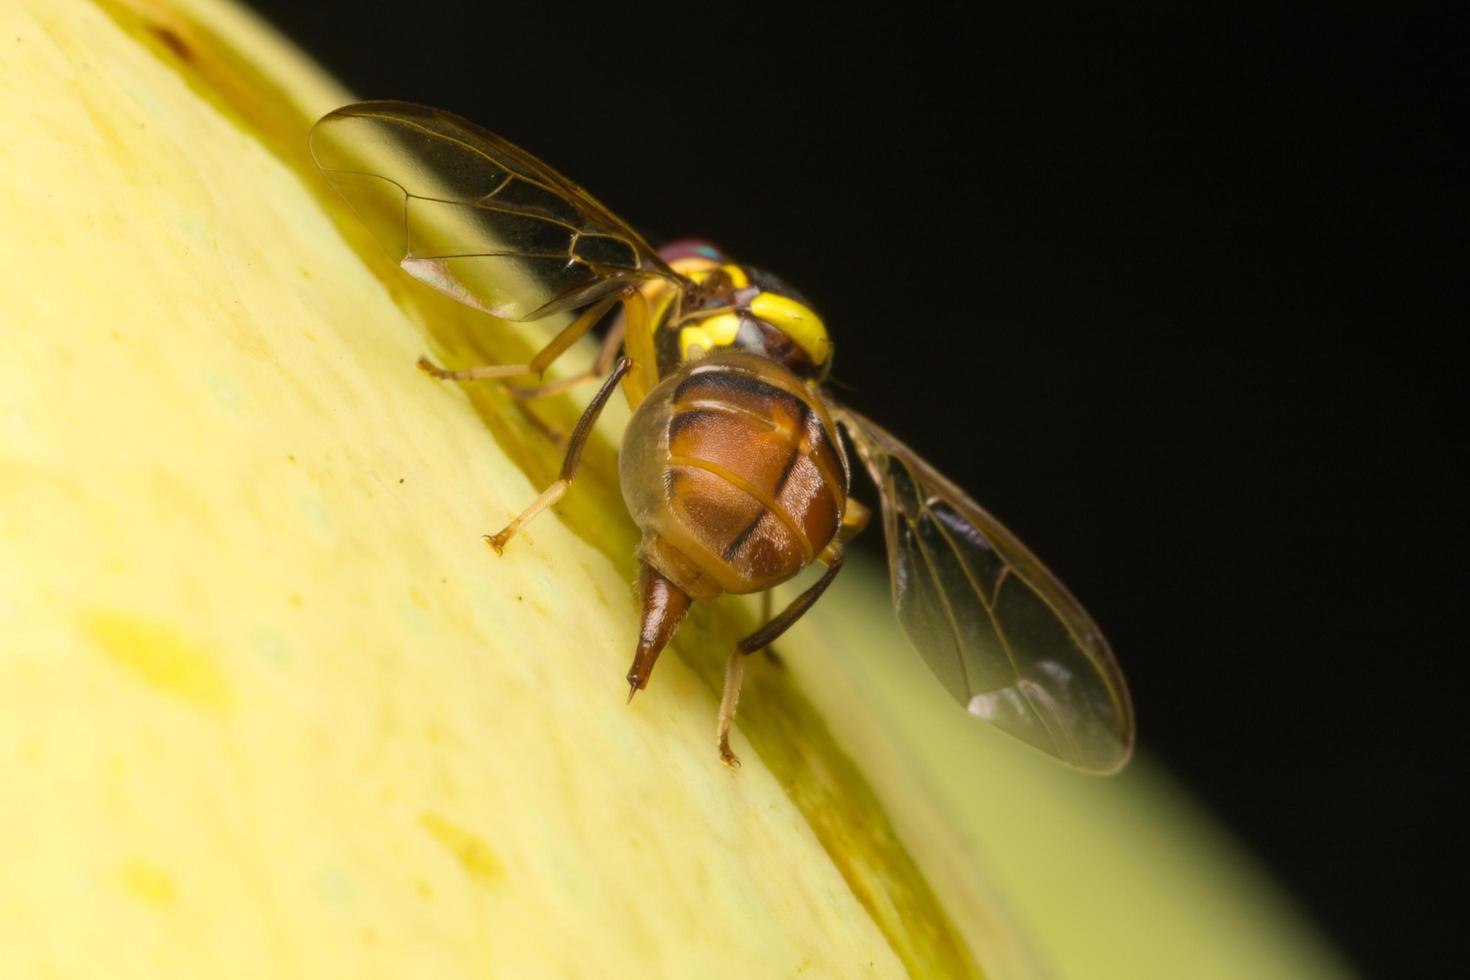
150,22,190,61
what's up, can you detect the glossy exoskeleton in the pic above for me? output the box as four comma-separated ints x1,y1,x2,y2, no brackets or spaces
310,102,1134,771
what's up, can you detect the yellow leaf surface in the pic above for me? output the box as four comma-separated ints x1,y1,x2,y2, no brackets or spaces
0,0,1355,977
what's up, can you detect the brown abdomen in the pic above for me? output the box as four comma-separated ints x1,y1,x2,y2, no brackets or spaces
620,352,848,599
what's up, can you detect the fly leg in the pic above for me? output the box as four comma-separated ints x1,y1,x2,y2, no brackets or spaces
756,591,780,666
483,356,632,554
417,290,623,383
502,317,627,400
717,552,846,768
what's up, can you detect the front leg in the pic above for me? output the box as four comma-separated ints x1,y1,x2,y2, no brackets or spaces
502,317,627,401
417,290,623,383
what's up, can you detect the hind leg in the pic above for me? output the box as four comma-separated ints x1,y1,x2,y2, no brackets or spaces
717,553,846,768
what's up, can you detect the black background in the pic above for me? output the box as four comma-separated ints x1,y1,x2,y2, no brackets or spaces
252,3,1459,975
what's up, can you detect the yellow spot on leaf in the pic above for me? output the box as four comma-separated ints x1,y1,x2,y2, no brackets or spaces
121,857,175,905
80,611,233,709
419,812,503,885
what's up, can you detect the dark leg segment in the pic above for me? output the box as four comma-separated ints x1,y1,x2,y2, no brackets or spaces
738,553,845,654
483,356,631,554
718,552,846,767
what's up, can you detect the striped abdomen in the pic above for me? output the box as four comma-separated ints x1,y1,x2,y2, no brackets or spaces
619,351,849,600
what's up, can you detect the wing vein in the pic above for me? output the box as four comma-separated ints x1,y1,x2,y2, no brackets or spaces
920,485,1066,756
904,507,974,701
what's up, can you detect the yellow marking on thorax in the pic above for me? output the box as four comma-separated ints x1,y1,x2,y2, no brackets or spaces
678,312,742,360
749,292,831,366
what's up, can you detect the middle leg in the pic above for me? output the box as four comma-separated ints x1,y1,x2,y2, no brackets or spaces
484,356,632,554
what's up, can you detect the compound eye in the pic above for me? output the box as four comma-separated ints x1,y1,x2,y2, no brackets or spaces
657,239,729,264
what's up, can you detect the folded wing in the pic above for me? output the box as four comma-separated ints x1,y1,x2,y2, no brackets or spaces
836,406,1134,772
309,101,674,321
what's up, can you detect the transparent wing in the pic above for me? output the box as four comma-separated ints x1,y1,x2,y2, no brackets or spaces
309,101,676,321
836,406,1134,772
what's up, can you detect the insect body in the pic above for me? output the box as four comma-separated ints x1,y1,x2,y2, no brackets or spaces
622,350,848,606
310,102,1134,772
622,346,851,671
